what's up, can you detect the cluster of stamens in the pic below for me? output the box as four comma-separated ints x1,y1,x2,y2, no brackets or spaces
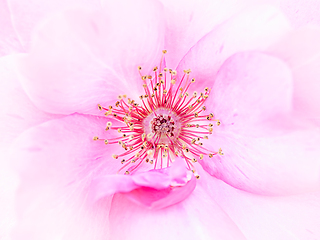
94,50,223,177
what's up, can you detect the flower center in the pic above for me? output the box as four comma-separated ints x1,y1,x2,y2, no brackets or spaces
94,51,223,177
151,114,175,136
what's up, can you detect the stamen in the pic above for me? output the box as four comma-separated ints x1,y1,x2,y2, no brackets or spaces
95,51,222,176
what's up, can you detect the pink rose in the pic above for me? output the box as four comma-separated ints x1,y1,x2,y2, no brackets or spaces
1,0,320,239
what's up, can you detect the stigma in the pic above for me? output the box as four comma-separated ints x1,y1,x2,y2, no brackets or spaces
94,51,222,177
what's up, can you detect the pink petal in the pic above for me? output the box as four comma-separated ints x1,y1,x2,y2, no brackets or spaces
279,0,320,28
91,158,196,209
176,5,291,93
206,174,320,240
10,114,121,239
109,179,246,240
207,51,293,132
7,0,101,49
0,54,59,149
200,125,320,195
159,0,257,68
0,0,23,56
267,27,320,122
19,1,165,115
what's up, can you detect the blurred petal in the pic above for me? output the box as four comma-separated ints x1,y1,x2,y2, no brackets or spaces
206,175,320,240
11,114,121,239
0,0,23,56
109,178,246,240
280,0,320,28
7,0,101,49
0,54,59,148
160,0,256,68
207,51,293,132
200,126,320,195
268,27,320,123
177,5,291,93
19,2,165,115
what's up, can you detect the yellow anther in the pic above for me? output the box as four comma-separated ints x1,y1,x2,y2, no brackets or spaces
117,128,122,133
193,91,197,98
145,158,149,163
160,79,164,84
162,50,167,54
109,106,113,110
203,136,208,140
185,92,189,97
219,148,224,155
112,154,118,159
185,148,190,153
104,139,108,145
93,136,99,140
125,171,130,175
191,138,196,144
131,159,136,163
172,70,177,75
121,159,126,164
192,158,197,162
123,94,127,98
209,153,213,158
209,123,213,127
135,152,140,158
150,160,154,164
204,87,209,92
194,112,199,118
196,175,200,179
143,84,147,88
115,101,120,107
202,106,206,111
138,66,142,70
118,95,122,99
199,154,204,160
153,67,158,71
159,73,163,77
209,113,214,118
182,144,187,150
139,95,143,99
98,104,102,110
105,127,110,131
204,95,209,99
216,120,221,126
188,105,193,109
191,78,196,83
122,134,127,137
147,133,153,139
171,79,176,84
141,133,146,141
142,75,147,80
147,150,153,156
107,122,112,127
209,128,213,134
164,68,168,72
198,142,203,146
118,141,122,145
129,135,134,140
148,75,152,79
163,90,167,94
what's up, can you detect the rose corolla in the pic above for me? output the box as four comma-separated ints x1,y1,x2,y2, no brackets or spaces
1,0,320,240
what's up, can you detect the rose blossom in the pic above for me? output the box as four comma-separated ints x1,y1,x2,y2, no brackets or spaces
1,0,320,239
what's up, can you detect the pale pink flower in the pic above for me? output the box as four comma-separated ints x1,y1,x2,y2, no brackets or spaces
1,0,320,239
